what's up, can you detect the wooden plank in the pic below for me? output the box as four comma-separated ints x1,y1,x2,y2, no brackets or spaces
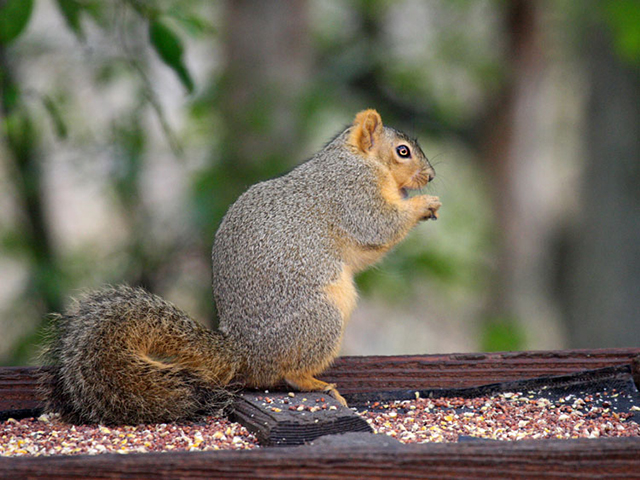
2,438,640,479
320,349,640,393
345,364,640,407
1,350,640,478
230,392,371,446
0,367,42,412
1,349,639,412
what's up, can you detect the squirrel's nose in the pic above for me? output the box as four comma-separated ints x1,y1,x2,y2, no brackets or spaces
427,169,435,183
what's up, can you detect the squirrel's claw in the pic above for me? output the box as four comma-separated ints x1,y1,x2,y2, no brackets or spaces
419,197,441,221
325,384,348,407
420,210,439,221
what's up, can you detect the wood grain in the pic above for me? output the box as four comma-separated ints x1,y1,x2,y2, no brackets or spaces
2,438,640,479
231,392,371,446
2,349,640,478
320,349,640,393
3,348,639,412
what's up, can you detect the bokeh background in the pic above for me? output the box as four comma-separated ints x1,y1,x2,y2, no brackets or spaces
1,0,639,365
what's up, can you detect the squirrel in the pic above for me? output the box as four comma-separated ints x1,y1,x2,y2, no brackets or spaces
39,109,441,425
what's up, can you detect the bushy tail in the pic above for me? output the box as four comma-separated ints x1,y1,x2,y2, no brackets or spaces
39,286,240,425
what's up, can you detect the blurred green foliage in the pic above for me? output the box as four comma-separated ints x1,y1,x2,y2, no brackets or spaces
604,0,640,65
480,315,526,353
0,0,35,45
1,0,639,364
0,0,204,363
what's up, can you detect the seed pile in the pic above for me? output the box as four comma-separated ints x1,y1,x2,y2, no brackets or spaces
358,391,640,443
4,389,640,455
255,393,339,413
0,413,258,457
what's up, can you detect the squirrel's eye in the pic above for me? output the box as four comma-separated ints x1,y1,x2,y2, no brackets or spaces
396,145,411,158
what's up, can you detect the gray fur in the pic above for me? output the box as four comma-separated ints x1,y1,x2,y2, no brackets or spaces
212,127,434,387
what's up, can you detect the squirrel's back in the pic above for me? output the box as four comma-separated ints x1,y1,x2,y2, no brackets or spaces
212,133,362,387
212,113,438,389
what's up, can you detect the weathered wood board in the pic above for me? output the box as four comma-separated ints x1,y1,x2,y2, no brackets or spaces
230,391,371,446
2,438,640,479
1,349,640,478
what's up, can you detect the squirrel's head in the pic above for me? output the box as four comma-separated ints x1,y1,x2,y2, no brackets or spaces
347,109,435,196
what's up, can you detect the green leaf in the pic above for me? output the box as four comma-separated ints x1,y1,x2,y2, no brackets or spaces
42,95,68,139
604,0,640,65
0,0,35,45
55,0,85,41
149,18,194,93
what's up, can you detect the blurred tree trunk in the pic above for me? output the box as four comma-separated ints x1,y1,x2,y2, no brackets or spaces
194,0,313,322
480,0,565,350
222,0,312,172
197,0,312,228
563,18,640,347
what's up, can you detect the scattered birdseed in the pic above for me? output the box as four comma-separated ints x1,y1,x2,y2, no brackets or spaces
5,388,638,455
0,413,259,457
252,393,332,413
357,391,640,443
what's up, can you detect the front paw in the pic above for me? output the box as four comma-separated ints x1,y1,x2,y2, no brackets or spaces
419,195,441,221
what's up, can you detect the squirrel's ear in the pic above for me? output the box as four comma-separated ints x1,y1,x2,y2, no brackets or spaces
349,109,383,153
